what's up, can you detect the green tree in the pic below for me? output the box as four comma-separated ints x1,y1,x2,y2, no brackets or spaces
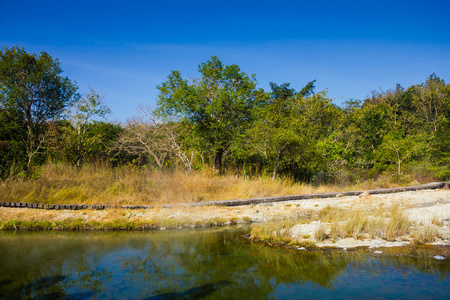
375,131,424,175
65,87,111,167
0,46,78,168
248,82,342,182
156,56,264,173
412,74,448,134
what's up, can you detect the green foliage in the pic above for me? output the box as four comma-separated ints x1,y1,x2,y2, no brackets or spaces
156,56,264,173
1,47,449,183
65,87,111,167
0,46,78,170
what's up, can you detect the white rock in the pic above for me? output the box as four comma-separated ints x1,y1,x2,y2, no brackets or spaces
373,251,382,254
359,191,370,198
434,255,445,260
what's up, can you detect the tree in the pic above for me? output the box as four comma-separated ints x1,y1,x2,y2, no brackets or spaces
116,106,178,170
65,87,111,167
0,46,78,168
156,56,264,173
375,132,423,175
412,74,448,134
248,82,301,179
247,82,342,182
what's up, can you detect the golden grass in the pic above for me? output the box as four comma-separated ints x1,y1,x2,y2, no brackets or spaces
411,223,438,245
318,204,410,241
0,163,427,207
249,218,297,243
250,200,418,246
0,204,251,231
0,163,355,206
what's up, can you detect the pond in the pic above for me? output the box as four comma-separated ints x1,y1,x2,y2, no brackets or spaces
0,226,449,299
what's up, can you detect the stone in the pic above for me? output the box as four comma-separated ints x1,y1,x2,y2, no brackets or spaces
434,255,445,260
373,251,382,254
360,233,370,239
359,191,370,198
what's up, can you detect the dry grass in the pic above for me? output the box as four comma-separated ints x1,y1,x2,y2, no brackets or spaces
249,217,297,243
412,223,438,245
249,199,419,246
0,163,426,207
318,204,410,241
0,163,360,206
0,204,251,231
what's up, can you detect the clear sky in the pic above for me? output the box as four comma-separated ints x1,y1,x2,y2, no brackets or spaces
1,0,449,122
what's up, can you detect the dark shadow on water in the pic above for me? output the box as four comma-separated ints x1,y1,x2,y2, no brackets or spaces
145,281,232,300
1,275,69,300
66,291,100,300
0,279,13,288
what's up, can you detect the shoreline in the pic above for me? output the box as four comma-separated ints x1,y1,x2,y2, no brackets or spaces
1,186,449,251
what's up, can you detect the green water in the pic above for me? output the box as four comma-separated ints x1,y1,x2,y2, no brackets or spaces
0,226,449,299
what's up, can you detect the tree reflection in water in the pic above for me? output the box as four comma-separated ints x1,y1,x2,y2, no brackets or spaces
0,227,449,299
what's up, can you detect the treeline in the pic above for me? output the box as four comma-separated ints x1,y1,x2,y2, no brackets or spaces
1,47,449,183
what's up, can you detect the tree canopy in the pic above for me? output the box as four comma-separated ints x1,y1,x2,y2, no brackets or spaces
1,48,449,184
0,46,79,167
156,56,265,173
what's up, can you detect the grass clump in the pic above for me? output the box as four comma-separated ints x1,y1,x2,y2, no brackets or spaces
317,204,411,241
249,218,296,244
412,223,438,245
249,202,419,246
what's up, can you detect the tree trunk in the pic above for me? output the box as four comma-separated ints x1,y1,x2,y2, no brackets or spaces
272,154,280,180
214,148,224,174
76,125,82,168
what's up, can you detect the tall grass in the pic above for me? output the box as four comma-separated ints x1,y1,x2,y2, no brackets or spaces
250,203,415,246
317,204,410,241
0,163,352,206
0,162,436,206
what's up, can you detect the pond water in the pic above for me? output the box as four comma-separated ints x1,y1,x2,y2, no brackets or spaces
0,226,449,299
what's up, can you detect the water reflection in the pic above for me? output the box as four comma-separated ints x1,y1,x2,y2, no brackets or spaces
145,281,231,300
0,227,449,299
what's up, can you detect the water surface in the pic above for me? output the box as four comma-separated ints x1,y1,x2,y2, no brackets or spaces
0,227,449,299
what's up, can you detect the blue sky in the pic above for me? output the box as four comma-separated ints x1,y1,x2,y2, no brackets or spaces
1,0,449,122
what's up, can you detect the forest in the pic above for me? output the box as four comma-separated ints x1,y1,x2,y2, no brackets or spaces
1,46,449,186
